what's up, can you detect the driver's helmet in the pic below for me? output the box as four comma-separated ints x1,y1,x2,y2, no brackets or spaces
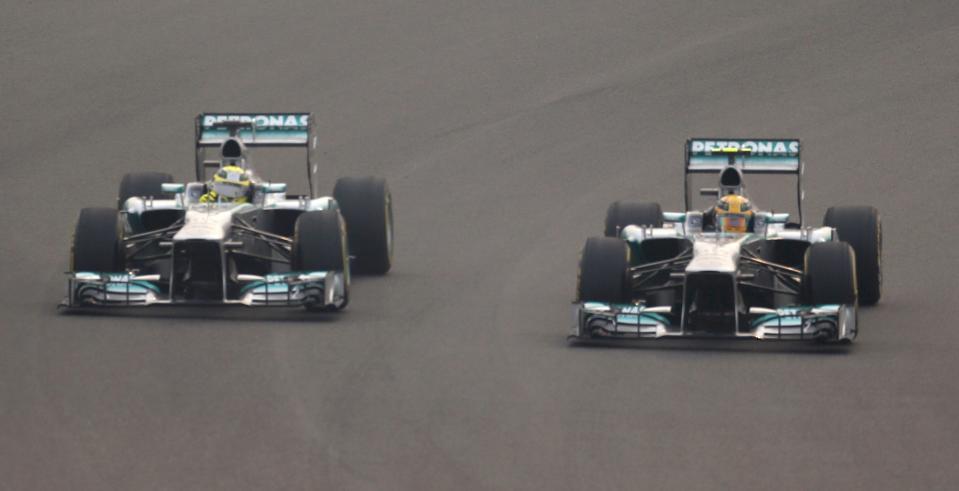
209,165,253,203
714,194,754,233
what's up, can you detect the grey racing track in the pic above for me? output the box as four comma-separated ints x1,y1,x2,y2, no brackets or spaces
2,1,959,489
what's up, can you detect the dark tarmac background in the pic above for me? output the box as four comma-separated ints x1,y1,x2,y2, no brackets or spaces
2,1,959,489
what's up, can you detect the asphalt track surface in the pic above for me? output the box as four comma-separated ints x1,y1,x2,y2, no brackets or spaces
3,1,959,489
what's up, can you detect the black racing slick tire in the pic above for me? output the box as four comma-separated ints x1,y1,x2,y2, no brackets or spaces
824,206,881,305
291,210,350,311
333,176,393,275
577,237,631,304
118,172,174,209
71,207,123,272
803,241,857,305
604,201,663,237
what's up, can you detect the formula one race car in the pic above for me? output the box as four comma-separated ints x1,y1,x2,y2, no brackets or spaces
571,138,881,343
63,112,393,311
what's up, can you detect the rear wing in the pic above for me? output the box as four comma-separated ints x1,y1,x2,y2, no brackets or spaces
685,138,800,173
194,113,319,196
683,138,804,224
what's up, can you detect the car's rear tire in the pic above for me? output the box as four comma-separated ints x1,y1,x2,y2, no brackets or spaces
333,176,393,275
823,206,881,305
803,241,857,305
118,172,174,209
291,210,350,311
604,201,663,237
578,237,630,304
71,207,123,272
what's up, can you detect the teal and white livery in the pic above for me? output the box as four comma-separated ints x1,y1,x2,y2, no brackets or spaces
572,138,881,344
63,112,394,312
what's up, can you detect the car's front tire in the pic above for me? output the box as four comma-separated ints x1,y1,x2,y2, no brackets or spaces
803,241,857,305
71,207,123,272
578,237,630,304
291,210,350,311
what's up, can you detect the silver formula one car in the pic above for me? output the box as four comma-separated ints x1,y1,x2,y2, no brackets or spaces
62,112,393,311
571,138,881,344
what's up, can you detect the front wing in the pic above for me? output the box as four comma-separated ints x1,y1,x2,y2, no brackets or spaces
572,302,857,343
61,271,346,309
